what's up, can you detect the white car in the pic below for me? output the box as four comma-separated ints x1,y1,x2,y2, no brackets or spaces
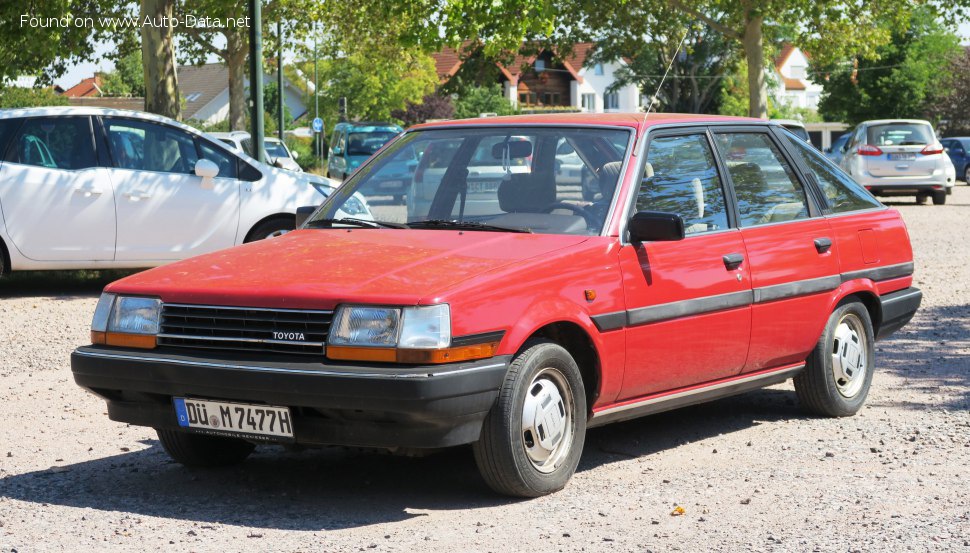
839,119,954,205
0,107,366,274
210,131,302,172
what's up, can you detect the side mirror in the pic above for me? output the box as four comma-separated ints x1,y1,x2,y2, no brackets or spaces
332,147,343,156
295,206,316,228
628,211,685,243
195,158,219,189
273,158,284,168
291,151,299,160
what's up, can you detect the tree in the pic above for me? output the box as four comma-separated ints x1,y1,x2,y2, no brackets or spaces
391,94,455,127
100,50,145,96
0,87,69,108
817,10,962,125
454,84,517,119
141,0,180,118
929,46,970,136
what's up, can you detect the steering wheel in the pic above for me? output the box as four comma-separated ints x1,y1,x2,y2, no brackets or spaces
540,202,598,229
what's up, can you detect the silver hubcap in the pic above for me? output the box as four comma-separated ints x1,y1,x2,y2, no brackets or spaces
831,313,868,398
965,167,970,183
266,229,289,239
521,368,574,473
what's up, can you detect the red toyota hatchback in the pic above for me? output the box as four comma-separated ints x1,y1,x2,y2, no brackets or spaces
72,114,921,497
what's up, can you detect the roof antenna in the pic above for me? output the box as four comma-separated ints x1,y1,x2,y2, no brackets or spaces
634,28,690,154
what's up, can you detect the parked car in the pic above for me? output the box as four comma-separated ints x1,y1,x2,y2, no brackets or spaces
327,122,402,181
772,119,810,142
825,132,851,165
941,137,970,183
211,131,302,172
0,107,365,274
839,119,954,204
72,114,920,498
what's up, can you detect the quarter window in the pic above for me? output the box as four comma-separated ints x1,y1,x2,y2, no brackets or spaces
197,139,238,179
6,117,96,170
714,132,810,226
638,134,729,235
783,131,881,213
104,119,199,174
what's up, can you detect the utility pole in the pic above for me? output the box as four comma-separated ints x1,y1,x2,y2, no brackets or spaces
277,20,284,142
313,25,320,165
248,0,265,163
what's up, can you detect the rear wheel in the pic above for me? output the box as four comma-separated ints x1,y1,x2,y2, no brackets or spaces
932,190,947,205
156,428,255,467
915,192,928,205
473,340,586,497
794,300,875,417
245,217,294,243
964,166,970,184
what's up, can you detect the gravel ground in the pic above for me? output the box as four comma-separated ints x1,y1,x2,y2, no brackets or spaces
1,188,968,553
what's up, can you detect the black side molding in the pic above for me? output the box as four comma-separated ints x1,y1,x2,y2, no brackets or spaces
876,287,922,340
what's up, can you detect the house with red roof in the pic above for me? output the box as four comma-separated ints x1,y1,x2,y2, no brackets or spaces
774,45,823,110
432,42,642,113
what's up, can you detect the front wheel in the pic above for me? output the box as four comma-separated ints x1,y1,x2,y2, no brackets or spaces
964,165,970,184
156,428,255,467
473,340,586,497
794,300,875,417
245,217,294,243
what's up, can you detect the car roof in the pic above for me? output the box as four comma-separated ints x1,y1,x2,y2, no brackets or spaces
0,106,210,136
772,119,806,128
410,112,758,133
859,119,934,126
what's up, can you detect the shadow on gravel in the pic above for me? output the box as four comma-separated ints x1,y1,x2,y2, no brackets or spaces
871,303,970,411
0,387,806,530
0,270,138,299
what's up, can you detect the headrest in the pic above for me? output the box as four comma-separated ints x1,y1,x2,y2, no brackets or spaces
498,173,555,212
491,140,533,160
598,161,624,201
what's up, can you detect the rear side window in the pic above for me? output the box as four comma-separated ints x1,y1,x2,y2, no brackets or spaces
638,133,729,235
714,132,809,227
866,123,934,146
783,132,881,213
104,118,198,174
5,116,96,170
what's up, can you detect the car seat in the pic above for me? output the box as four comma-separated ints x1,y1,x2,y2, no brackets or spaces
497,173,555,213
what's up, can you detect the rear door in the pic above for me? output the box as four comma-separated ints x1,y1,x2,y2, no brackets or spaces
101,117,240,262
616,129,752,399
713,128,840,373
0,116,116,261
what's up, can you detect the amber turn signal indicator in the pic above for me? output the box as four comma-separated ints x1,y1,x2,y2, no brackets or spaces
327,341,500,364
92,331,157,349
584,289,597,301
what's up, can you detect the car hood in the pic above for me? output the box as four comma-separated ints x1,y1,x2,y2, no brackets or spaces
108,230,590,309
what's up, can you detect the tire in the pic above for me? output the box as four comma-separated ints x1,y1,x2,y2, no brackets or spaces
794,300,875,417
915,193,928,205
156,428,255,467
964,165,970,184
473,340,587,497
245,217,294,243
932,190,946,205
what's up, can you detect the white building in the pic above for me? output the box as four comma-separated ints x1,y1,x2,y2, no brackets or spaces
773,45,823,111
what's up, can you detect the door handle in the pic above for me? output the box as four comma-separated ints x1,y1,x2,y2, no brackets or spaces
73,186,102,198
814,237,833,253
124,191,152,201
722,253,744,270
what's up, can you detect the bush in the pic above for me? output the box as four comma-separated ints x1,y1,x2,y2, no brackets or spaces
0,87,67,108
454,84,517,119
392,93,455,127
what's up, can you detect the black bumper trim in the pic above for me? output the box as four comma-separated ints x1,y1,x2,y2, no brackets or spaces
71,346,510,449
877,287,922,340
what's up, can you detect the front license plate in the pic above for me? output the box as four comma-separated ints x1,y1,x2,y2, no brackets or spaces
889,153,916,161
173,397,294,439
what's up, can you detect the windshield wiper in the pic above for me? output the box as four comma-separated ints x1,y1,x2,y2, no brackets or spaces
305,218,408,229
408,219,532,233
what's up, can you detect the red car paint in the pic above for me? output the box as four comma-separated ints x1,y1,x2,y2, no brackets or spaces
102,114,916,415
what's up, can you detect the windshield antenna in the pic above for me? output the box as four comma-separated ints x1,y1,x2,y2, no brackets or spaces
635,28,690,154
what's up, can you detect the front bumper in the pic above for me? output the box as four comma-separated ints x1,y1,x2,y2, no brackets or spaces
877,287,922,340
71,346,510,449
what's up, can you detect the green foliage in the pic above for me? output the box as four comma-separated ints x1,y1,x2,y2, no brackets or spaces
0,87,69,108
817,9,962,125
284,135,320,170
100,50,145,97
263,81,293,129
454,84,517,119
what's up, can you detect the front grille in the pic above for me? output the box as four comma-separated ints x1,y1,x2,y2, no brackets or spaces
158,304,332,356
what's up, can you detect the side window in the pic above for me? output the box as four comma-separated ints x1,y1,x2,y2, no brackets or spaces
104,119,198,174
638,133,729,235
197,138,238,179
783,132,882,213
6,117,96,170
714,132,809,227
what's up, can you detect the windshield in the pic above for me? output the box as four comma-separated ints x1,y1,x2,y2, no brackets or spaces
264,140,290,158
346,132,399,156
312,127,632,235
867,123,934,146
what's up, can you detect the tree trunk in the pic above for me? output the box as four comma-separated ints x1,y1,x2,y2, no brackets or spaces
742,15,768,119
140,0,180,119
226,29,248,131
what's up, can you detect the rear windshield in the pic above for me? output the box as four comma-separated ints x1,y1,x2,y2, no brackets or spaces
867,123,934,146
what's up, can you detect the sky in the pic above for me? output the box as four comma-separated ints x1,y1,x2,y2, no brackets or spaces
55,20,970,90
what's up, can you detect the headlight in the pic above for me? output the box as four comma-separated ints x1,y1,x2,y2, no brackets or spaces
90,293,160,349
340,195,367,215
327,304,494,364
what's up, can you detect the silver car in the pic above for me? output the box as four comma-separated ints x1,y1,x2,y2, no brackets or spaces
839,119,954,205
